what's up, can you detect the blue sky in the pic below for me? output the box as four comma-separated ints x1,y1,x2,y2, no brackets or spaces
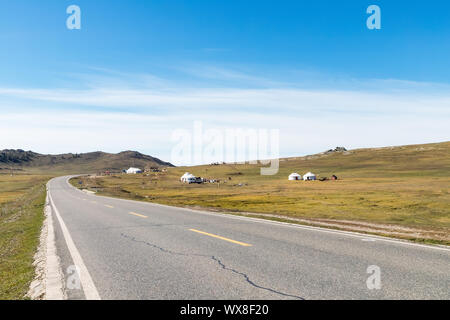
1,0,449,164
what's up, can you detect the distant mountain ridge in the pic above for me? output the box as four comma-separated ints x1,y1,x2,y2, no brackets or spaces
0,149,174,173
0,149,39,164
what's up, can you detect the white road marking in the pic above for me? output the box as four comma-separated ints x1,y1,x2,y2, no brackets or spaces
49,191,101,300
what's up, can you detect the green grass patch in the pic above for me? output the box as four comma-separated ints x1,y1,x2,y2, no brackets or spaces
0,175,50,300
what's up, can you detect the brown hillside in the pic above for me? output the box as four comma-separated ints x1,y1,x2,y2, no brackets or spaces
0,149,174,174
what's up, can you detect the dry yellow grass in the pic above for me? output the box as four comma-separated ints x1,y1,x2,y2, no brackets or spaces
0,175,50,204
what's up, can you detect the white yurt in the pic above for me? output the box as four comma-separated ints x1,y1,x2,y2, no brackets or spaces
126,167,142,174
288,173,301,181
180,172,196,183
303,172,316,181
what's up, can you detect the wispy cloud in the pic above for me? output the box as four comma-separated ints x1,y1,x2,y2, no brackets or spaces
1,85,449,115
1,65,449,163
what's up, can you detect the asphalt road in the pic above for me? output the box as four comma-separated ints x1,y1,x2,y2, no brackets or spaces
48,176,450,300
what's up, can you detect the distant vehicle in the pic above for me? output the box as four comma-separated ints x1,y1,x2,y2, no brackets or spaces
195,177,204,184
180,173,205,184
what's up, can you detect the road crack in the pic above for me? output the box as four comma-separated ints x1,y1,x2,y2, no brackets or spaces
210,256,305,300
120,233,305,300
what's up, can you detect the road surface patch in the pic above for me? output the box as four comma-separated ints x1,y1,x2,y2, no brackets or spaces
189,229,252,247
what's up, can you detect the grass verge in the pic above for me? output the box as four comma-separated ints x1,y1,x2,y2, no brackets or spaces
0,175,49,300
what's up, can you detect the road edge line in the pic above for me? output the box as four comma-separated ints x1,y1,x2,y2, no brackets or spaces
49,185,101,300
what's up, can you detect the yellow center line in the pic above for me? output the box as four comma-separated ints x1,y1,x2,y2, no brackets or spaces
128,212,148,219
189,229,252,247
90,201,97,204
104,205,114,209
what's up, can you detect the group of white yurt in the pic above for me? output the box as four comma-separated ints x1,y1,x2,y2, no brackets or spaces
180,172,197,183
288,172,317,181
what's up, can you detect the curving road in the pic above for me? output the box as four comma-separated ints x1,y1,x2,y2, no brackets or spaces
47,176,450,300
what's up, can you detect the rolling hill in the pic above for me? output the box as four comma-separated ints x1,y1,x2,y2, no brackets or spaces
0,149,174,174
